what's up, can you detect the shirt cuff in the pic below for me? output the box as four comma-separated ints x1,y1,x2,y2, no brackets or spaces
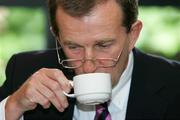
0,96,24,120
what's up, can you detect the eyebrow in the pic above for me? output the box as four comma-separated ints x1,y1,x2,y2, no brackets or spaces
94,39,115,44
61,38,115,46
61,40,82,47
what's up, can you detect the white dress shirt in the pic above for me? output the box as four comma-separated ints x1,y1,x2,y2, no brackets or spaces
0,97,7,120
0,52,133,120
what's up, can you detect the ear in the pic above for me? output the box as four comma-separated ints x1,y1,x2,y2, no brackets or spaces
128,20,142,52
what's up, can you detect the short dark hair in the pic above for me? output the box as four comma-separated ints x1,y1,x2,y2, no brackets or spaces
48,0,138,35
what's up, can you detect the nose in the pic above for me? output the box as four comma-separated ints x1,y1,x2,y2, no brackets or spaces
82,59,97,73
82,48,97,73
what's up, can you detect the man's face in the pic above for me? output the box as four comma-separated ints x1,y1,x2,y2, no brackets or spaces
55,1,140,86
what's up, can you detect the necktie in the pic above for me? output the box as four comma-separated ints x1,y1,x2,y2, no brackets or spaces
94,102,112,120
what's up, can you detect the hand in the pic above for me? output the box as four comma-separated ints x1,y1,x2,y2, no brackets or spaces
5,68,72,120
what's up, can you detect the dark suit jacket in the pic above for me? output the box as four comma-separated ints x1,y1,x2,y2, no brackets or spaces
0,48,180,120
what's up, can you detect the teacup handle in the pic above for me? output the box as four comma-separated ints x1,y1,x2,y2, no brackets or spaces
63,81,75,98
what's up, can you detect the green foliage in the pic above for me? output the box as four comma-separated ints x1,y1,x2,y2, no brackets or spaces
1,7,45,35
0,7,46,85
137,7,180,59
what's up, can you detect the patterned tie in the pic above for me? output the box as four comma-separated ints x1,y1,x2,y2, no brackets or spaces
94,102,112,120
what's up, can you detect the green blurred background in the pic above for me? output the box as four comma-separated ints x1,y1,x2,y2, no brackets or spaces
0,6,180,86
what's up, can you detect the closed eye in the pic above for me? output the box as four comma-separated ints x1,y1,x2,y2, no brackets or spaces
95,40,114,49
67,44,81,50
63,41,82,50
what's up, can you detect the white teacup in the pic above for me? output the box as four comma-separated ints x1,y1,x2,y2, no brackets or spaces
63,73,112,105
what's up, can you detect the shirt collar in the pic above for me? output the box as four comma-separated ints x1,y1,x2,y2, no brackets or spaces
110,51,134,110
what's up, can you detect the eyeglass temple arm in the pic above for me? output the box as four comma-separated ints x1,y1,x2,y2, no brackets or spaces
55,40,62,64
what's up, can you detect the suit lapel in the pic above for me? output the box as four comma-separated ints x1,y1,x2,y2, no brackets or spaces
125,49,167,120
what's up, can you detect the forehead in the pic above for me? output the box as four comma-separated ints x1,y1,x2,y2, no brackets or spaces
55,0,124,38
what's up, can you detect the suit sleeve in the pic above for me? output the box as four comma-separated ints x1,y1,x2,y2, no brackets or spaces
0,55,17,101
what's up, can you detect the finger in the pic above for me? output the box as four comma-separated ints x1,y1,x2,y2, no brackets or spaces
33,68,72,110
23,83,51,110
27,74,51,109
34,79,66,112
30,88,51,109
40,68,71,92
38,76,69,109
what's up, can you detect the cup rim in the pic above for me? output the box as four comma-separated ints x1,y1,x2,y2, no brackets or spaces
75,92,111,97
74,72,110,79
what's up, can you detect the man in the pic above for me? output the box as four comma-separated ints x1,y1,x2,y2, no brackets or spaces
0,0,180,119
